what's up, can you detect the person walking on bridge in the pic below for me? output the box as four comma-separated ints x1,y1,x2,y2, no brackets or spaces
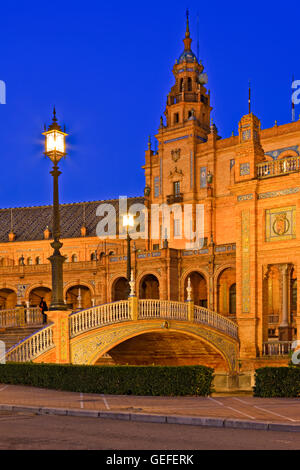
39,297,48,324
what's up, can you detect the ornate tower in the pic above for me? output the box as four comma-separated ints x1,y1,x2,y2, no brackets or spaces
164,11,212,139
144,12,213,250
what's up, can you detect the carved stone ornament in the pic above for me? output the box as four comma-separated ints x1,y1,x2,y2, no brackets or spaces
169,167,183,178
171,149,181,162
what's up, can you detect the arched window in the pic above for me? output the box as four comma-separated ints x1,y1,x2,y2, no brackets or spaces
71,254,78,263
229,283,236,315
179,78,184,92
27,257,32,265
19,257,24,266
187,77,192,91
174,113,179,124
35,256,40,265
90,252,97,261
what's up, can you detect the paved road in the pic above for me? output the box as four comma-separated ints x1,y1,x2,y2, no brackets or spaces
0,411,299,450
1,384,300,424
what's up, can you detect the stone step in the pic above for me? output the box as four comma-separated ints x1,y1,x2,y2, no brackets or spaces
0,325,45,351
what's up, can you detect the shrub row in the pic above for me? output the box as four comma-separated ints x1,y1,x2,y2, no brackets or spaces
0,363,214,396
254,367,300,397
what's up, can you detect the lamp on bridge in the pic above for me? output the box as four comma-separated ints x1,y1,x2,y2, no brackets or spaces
123,213,134,293
43,107,68,311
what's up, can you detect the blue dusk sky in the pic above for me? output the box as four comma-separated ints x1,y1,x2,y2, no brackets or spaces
0,0,299,208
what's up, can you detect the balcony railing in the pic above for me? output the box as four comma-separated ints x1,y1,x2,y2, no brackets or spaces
268,315,279,324
257,156,300,178
262,341,293,356
166,193,183,204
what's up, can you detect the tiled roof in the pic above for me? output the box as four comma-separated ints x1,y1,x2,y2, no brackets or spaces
0,197,144,242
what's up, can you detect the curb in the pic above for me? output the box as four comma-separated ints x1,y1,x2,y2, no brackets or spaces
1,403,300,432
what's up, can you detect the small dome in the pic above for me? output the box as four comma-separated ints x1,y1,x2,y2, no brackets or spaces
178,49,197,64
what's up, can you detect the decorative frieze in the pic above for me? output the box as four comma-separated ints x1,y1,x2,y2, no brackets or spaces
237,194,253,202
258,187,300,199
241,211,250,313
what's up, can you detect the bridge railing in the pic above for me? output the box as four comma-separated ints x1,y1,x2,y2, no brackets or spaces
69,299,238,341
138,299,188,320
0,307,43,328
6,324,54,362
194,305,238,340
69,300,130,338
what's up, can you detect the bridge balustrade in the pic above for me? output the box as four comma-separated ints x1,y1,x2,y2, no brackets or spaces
6,324,54,362
138,299,188,320
194,305,239,340
70,300,130,338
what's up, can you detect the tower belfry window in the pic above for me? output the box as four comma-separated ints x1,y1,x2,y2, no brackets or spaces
174,113,179,124
187,77,192,91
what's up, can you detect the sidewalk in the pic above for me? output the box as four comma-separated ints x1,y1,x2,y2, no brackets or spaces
0,383,300,432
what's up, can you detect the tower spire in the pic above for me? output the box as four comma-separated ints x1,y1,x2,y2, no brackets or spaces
248,80,251,114
185,8,190,37
183,9,192,51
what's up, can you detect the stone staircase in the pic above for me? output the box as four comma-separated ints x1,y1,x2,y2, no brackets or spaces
0,325,44,352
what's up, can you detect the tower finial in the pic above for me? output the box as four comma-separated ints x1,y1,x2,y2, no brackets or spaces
183,9,192,51
185,8,190,37
53,106,57,123
248,80,251,114
148,135,151,150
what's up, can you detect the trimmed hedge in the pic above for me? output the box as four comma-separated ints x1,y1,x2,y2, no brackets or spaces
0,363,214,396
254,367,300,397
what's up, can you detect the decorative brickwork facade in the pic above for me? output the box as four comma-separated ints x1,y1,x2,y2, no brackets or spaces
0,18,299,370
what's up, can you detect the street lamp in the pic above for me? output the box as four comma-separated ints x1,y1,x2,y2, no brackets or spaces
43,107,68,311
123,213,134,285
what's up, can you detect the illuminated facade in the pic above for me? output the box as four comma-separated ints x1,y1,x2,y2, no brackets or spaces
0,17,299,371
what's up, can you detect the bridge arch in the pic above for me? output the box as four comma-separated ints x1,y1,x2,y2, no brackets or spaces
71,320,238,372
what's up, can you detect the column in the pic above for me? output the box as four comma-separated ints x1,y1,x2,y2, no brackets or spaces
279,263,292,341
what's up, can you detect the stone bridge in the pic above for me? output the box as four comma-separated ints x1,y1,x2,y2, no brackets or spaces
5,298,239,373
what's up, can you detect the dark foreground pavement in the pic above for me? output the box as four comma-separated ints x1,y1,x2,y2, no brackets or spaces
0,411,300,450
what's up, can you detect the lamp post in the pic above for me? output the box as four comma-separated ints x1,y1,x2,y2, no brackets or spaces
123,213,134,289
43,108,68,311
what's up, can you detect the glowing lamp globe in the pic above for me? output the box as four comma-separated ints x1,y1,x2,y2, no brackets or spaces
123,214,134,228
43,108,67,163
